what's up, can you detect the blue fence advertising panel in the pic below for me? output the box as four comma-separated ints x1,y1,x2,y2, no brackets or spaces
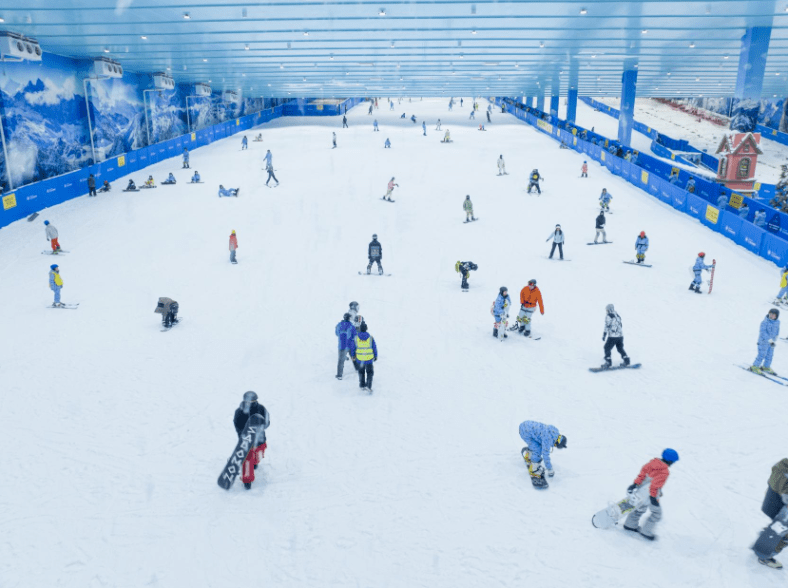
686,194,706,221
761,232,788,266
719,211,744,242
671,186,688,212
737,221,765,254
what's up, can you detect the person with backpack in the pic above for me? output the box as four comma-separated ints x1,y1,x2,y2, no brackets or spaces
463,195,475,222
229,230,238,264
455,261,478,291
366,234,384,275
335,313,358,380
753,458,788,568
527,169,542,194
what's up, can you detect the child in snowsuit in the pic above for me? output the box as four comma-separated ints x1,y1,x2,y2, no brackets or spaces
229,230,238,264
754,458,788,568
635,231,649,264
373,119,379,131
497,155,506,175
599,188,612,211
154,297,179,328
384,178,398,201
751,308,781,375
182,148,190,168
351,323,377,391
623,449,679,540
384,138,391,148
98,180,111,193
335,313,357,379
527,170,542,194
463,195,475,221
233,391,270,490
44,220,61,253
492,287,511,339
411,115,417,124
690,252,712,293
126,179,137,190
602,304,630,368
443,130,451,143
241,136,248,150
218,185,239,197
348,301,364,332
144,176,155,188
191,172,201,183
435,119,441,130
519,420,567,480
581,161,588,178
455,261,477,291
594,211,607,243
163,173,176,185
49,264,63,306
546,225,564,260
367,234,384,274
422,121,426,136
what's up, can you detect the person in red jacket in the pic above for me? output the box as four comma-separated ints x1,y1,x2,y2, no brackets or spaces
229,230,238,264
623,448,679,540
516,279,544,338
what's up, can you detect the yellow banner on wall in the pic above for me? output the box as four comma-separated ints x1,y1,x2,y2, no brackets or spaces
2,193,17,210
236,119,240,125
536,119,553,133
641,170,649,184
729,193,743,209
705,205,719,224
601,151,606,162
573,137,577,146
191,133,196,141
118,155,126,167
317,104,323,110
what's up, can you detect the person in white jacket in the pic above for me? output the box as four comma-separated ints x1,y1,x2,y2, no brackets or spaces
546,224,564,260
497,155,507,176
602,304,630,369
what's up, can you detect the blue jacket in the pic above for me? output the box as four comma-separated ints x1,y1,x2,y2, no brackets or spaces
242,136,248,145
183,151,189,161
600,191,612,203
686,179,696,191
350,332,378,364
635,235,649,253
218,187,233,197
264,152,272,166
335,320,357,351
754,211,766,228
669,174,679,185
192,173,200,182
493,293,511,318
738,205,750,219
693,256,711,272
759,316,780,343
518,421,560,470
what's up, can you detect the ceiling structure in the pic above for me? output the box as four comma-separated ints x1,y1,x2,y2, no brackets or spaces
2,1,788,99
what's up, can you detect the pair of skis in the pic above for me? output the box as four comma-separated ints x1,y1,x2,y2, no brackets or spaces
739,365,788,386
42,250,70,255
47,303,79,309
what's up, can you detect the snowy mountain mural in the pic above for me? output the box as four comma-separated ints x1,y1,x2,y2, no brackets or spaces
677,97,787,131
147,85,188,144
87,73,148,162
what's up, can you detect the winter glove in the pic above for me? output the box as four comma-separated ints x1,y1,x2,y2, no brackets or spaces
602,333,607,342
770,339,777,347
627,484,638,495
650,496,660,507
547,468,555,478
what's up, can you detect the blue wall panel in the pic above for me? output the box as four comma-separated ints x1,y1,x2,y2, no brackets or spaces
686,194,706,221
671,186,688,212
738,222,765,253
719,211,744,241
761,233,788,266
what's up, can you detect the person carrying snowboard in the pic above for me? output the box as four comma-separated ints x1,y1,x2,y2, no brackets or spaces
229,230,238,264
455,261,478,291
635,231,649,264
690,252,712,293
581,161,588,178
753,458,788,568
497,155,506,176
233,391,270,490
546,224,564,260
384,178,398,202
492,286,511,339
335,312,357,380
594,210,607,244
519,420,568,481
154,297,179,328
367,234,384,275
622,449,679,540
351,322,377,391
49,264,64,307
602,304,630,369
463,195,475,221
527,169,542,194
599,188,612,211
750,308,781,375
44,220,61,253
516,279,544,338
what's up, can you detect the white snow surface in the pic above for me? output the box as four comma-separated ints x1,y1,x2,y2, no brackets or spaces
1,98,786,588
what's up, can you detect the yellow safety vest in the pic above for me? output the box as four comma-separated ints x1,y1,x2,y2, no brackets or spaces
51,271,63,286
355,336,374,361
782,271,788,288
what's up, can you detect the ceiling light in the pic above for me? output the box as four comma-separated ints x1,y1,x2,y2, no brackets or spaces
0,17,4,23
514,63,519,68
391,42,395,48
203,58,208,62
141,36,147,40
689,42,695,48
580,8,587,14
242,73,246,77
472,30,477,34
183,12,190,19
778,72,782,76
303,31,309,36
667,72,671,76
696,77,700,81
641,29,647,34
785,5,788,11
379,8,386,16
245,44,250,50
724,55,729,59
460,53,464,58
103,48,110,53
280,64,284,69
539,42,544,48
303,77,306,81
166,67,171,70
330,54,334,60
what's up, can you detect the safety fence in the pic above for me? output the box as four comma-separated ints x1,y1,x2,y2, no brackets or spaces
496,97,788,268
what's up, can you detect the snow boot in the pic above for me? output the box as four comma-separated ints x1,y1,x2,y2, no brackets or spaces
335,375,342,380
758,557,783,569
688,283,696,291
623,357,631,367
528,462,545,479
493,328,499,338
602,358,612,369
762,366,777,375
694,286,702,294
518,324,526,334
524,330,531,338
750,365,763,374
623,524,639,533
244,482,252,490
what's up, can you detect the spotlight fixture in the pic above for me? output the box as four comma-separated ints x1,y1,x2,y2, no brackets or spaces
539,41,544,48
580,8,587,14
203,58,208,62
183,12,190,19
280,64,284,69
103,48,110,53
641,29,647,34
689,42,695,48
379,8,386,16
303,31,309,36
245,44,250,50
141,36,147,40
391,41,395,48
472,30,477,34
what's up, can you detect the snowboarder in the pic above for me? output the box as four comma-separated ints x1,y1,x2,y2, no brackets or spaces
599,188,612,211
163,173,176,185
367,234,384,275
435,119,441,130
455,261,478,291
229,230,238,264
519,420,567,480
594,211,607,244
335,313,357,380
422,121,427,136
775,267,788,304
368,103,373,115
332,132,337,149
690,252,712,293
581,161,588,178
343,115,348,128
144,176,155,188
602,304,630,368
497,155,506,176
469,110,475,120
384,178,398,201
486,110,491,123
87,174,97,197
384,138,391,149
254,134,263,142
516,279,544,337
750,308,780,375
191,171,201,183
218,185,239,197
241,135,248,150
182,148,190,168
126,179,137,190
373,119,378,131
463,195,475,221
753,458,788,568
622,449,679,540
527,169,542,194
154,297,179,328
265,162,278,187
492,286,511,339
233,391,270,490
44,220,61,253
411,115,417,124
635,231,649,264
546,224,564,260
49,264,64,307
348,301,364,332
351,322,377,391
98,180,111,193
442,129,451,143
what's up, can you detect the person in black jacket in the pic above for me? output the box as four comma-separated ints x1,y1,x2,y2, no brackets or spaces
87,174,97,197
233,391,270,490
367,234,384,275
342,115,348,128
455,261,478,290
594,211,607,244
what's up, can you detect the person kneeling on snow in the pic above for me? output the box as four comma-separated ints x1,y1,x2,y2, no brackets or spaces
519,420,567,480
154,297,179,328
623,449,679,540
218,185,239,198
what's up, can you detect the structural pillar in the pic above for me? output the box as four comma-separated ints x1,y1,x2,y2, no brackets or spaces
550,74,560,117
566,89,578,123
731,26,772,132
618,68,637,147
536,93,545,112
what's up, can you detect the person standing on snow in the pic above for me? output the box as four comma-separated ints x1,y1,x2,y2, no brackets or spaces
347,301,364,332
690,252,712,293
463,195,475,222
384,178,398,202
516,279,544,338
264,149,273,169
753,458,788,569
351,322,378,391
49,264,64,307
367,234,384,275
384,138,391,149
335,312,357,380
182,148,190,168
265,162,278,187
750,308,781,375
599,188,612,211
622,449,679,541
241,135,248,150
332,132,337,149
373,119,379,131
229,230,238,264
492,286,511,339
546,224,564,260
635,231,649,264
455,261,477,291
87,174,97,197
44,220,61,253
774,267,788,304
602,304,630,369
343,115,348,128
594,211,607,244
497,155,507,176
581,161,588,178
519,420,568,480
527,169,542,194
435,119,442,130
422,121,427,136
233,391,270,490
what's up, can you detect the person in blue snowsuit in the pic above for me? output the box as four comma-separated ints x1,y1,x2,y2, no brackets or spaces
717,194,728,209
373,119,379,131
685,177,696,193
519,420,568,479
182,148,190,169
191,171,201,183
754,210,767,228
384,138,391,149
668,170,679,184
690,252,712,293
241,135,248,150
264,150,273,168
492,286,511,339
411,114,417,124
739,202,750,220
635,231,649,264
600,188,612,211
218,185,239,197
334,312,357,380
751,308,781,375
163,173,176,184
422,121,426,136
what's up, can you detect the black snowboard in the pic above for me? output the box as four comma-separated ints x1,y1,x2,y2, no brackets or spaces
217,413,266,490
589,363,641,373
122,189,140,192
753,506,788,559
587,242,613,245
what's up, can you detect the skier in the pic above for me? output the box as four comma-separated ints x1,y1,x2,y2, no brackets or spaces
754,210,767,228
497,155,506,176
602,304,630,368
98,180,111,193
351,322,377,391
410,115,417,124
775,267,788,304
384,138,391,149
581,161,588,178
154,297,179,328
191,171,201,183
685,177,696,194
241,135,248,150
218,185,239,197
519,420,568,480
469,110,475,120
435,119,441,130
367,234,384,275
373,119,379,131
334,312,357,380
594,210,607,243
144,176,155,188
265,162,278,187
442,129,452,143
182,148,190,168
599,188,612,211
622,449,679,540
233,391,270,490
163,173,176,185
690,252,712,293
492,286,511,339
753,458,788,568
384,178,398,201
455,261,478,291
527,169,542,194
348,301,364,332
516,280,544,337
463,195,475,222
126,179,137,190
44,220,61,253
49,264,64,307
88,174,96,197
422,121,427,136
332,132,337,149
750,308,780,375
546,224,564,260
343,115,348,128
635,231,649,264
229,230,238,264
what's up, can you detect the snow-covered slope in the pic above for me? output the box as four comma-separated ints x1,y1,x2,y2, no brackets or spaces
0,98,785,587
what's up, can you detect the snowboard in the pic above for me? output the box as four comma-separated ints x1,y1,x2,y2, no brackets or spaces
161,182,176,186
266,184,278,188
122,189,140,192
623,261,652,268
47,303,79,309
217,413,266,490
161,318,184,332
589,363,641,373
592,485,651,529
189,181,204,184
753,505,788,559
359,271,392,277
521,448,548,489
140,186,157,189
380,198,395,203
42,250,69,255
587,242,613,245
463,218,479,223
27,212,40,222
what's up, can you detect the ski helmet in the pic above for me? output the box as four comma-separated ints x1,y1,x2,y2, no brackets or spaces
661,448,679,464
528,279,537,286
44,220,49,225
770,308,780,319
372,234,378,240
584,160,587,164
50,264,58,270
698,252,705,258
640,231,646,237
343,312,351,321
466,195,470,199
241,391,258,414
499,286,508,295
349,301,359,310
605,304,615,314
555,434,567,449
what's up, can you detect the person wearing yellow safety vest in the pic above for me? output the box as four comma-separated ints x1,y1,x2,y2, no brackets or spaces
774,266,788,305
49,264,64,307
351,322,378,391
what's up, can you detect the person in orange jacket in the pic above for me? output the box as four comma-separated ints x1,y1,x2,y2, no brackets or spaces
516,279,544,338
229,230,238,264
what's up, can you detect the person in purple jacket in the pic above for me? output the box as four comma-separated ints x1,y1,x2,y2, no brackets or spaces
335,313,357,380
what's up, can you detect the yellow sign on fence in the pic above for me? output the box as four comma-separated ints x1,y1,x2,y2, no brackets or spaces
705,205,719,224
191,133,196,141
2,193,17,210
536,119,553,133
601,151,606,162
729,193,743,209
641,170,649,185
118,155,126,167
236,119,240,125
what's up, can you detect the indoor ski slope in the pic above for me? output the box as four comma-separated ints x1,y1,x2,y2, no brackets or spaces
0,98,785,588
